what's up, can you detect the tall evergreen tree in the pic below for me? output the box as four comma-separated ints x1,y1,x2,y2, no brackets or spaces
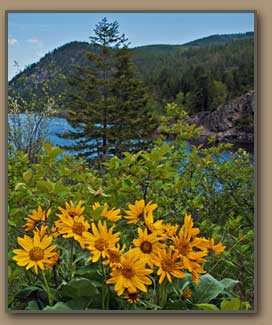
59,18,156,163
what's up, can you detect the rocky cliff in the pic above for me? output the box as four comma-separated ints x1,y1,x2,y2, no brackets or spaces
188,90,255,150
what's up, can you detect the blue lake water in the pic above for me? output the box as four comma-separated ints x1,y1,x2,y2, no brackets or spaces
8,114,236,162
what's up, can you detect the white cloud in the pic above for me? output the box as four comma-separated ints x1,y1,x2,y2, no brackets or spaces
8,37,18,46
26,37,40,44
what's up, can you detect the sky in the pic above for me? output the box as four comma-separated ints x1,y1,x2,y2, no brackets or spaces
8,12,254,80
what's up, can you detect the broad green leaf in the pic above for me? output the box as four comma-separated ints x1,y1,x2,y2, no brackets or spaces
43,143,52,156
195,303,219,311
26,300,40,310
50,147,64,159
65,297,92,310
220,278,239,290
15,182,27,191
23,169,32,183
36,180,54,193
15,286,44,300
60,277,99,298
220,298,242,311
43,302,71,311
191,274,225,303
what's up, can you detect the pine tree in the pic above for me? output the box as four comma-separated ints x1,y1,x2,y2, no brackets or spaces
59,18,156,164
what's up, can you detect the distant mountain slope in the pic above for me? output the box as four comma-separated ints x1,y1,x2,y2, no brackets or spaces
182,32,254,47
8,32,254,111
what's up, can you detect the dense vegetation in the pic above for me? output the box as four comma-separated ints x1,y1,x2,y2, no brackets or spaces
8,19,255,312
58,18,157,161
8,105,254,311
9,32,254,115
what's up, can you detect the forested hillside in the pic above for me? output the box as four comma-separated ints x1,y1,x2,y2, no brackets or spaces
9,32,254,114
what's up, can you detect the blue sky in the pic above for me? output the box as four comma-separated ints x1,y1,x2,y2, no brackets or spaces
8,12,254,80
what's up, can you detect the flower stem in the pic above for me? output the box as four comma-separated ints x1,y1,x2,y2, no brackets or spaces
69,239,74,280
42,270,52,306
160,280,168,308
100,260,109,310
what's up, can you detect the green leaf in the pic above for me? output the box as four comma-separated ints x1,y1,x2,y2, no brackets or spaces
60,277,99,298
50,147,64,160
26,300,41,310
195,303,219,311
90,206,104,221
15,182,27,191
75,265,102,282
8,219,17,227
191,274,225,304
43,143,52,156
36,180,54,193
43,302,71,311
165,300,188,310
220,278,239,290
15,286,44,300
65,297,92,310
220,298,243,311
241,301,251,310
23,169,33,183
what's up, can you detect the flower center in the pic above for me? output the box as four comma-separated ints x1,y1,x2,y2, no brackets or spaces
29,247,44,261
94,238,108,251
140,240,152,254
161,257,175,272
69,211,77,218
107,249,120,263
122,267,134,279
138,212,144,219
72,222,85,235
127,292,139,303
178,243,191,256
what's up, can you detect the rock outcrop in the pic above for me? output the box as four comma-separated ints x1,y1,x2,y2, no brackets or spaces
188,90,254,150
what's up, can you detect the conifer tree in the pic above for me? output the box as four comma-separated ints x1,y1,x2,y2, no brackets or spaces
60,18,157,163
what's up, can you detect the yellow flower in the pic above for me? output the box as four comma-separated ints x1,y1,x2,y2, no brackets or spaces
92,202,122,222
103,244,126,269
50,224,60,238
54,214,90,248
144,213,164,235
12,232,57,274
45,252,59,269
57,200,85,219
125,290,140,304
125,200,157,224
182,287,192,300
92,202,101,210
162,223,179,239
208,238,225,253
131,227,164,267
106,250,153,296
84,220,120,262
171,214,208,272
24,206,50,231
170,214,224,282
153,248,185,284
33,224,48,239
190,261,206,284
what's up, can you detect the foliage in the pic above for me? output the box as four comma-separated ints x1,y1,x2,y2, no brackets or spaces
58,18,157,163
8,104,254,311
9,33,254,113
8,96,52,163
